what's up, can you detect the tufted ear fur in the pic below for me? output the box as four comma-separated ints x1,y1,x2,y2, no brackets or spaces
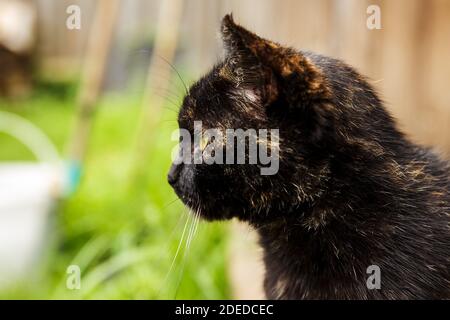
220,14,331,105
220,14,334,142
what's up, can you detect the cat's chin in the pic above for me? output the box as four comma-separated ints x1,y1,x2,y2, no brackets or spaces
198,210,234,222
184,199,235,221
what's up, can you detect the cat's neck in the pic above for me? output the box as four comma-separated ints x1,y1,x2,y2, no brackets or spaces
253,201,379,299
251,168,422,299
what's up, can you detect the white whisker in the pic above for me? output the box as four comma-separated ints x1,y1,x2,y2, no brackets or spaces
173,210,201,297
157,211,191,297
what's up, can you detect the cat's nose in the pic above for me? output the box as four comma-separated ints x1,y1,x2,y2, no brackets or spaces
168,162,182,186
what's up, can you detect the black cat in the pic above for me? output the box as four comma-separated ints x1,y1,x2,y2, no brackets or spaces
168,14,450,299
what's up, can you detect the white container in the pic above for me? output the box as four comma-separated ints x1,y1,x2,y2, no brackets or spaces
0,163,62,287
0,111,64,287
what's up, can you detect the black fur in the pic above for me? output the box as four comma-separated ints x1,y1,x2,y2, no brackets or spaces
168,15,450,299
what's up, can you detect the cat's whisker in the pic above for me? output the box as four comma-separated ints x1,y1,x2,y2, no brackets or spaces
157,55,189,95
184,210,199,260
159,99,181,114
157,211,191,297
152,92,181,112
173,210,200,298
162,197,181,210
152,85,183,102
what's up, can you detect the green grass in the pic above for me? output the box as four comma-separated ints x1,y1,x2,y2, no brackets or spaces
0,83,231,299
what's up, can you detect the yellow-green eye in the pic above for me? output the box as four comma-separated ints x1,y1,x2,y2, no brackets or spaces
200,135,209,151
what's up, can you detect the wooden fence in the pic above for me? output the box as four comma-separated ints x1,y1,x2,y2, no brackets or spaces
34,0,450,155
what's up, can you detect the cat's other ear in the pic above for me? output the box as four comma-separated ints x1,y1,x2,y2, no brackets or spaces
220,14,331,106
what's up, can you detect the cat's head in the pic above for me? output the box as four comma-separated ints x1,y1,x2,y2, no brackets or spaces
168,14,396,224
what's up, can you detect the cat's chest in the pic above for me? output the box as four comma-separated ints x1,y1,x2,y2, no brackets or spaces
262,260,369,299
260,235,371,299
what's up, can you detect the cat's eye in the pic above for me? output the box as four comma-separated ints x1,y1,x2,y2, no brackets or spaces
200,135,209,151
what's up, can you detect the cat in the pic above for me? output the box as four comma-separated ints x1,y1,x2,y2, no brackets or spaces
168,14,450,299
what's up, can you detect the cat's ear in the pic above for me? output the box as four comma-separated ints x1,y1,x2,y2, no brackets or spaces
220,14,278,106
220,14,335,142
221,14,267,62
220,14,331,106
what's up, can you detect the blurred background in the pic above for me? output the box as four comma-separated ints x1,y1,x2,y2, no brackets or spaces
0,0,449,299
